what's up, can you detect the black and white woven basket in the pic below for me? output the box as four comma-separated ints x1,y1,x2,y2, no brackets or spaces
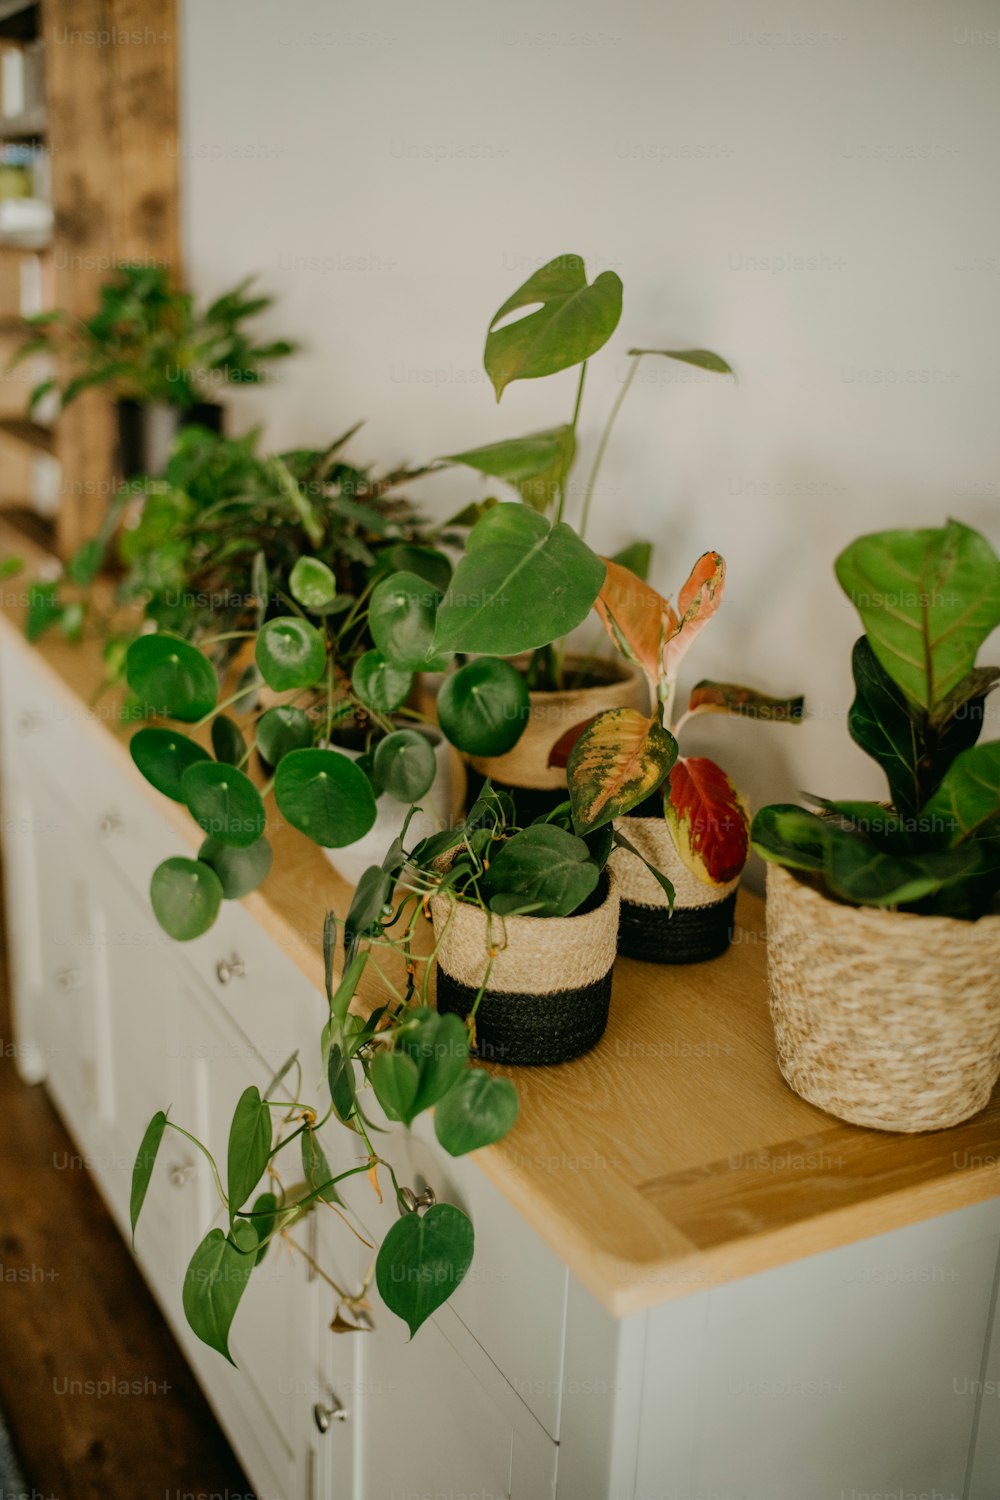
611,819,738,964
429,873,619,1066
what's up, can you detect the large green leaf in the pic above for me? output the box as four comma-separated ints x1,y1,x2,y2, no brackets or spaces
150,857,223,940
369,1048,421,1125
274,747,377,846
130,727,211,802
835,521,1000,712
442,426,576,511
130,1110,167,1245
255,616,327,692
395,1009,470,1117
181,761,266,849
484,254,623,400
567,708,677,834
922,741,1000,844
433,504,605,656
351,650,413,715
256,705,314,767
182,1224,257,1364
437,657,530,756
750,805,827,872
126,634,218,721
227,1085,271,1223
198,835,273,899
376,1202,475,1337
434,1070,519,1156
372,729,436,803
369,570,447,670
482,823,600,917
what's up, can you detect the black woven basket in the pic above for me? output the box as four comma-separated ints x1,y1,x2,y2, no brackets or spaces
618,890,737,965
436,966,613,1066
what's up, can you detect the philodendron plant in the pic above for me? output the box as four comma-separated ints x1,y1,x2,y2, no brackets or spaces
551,553,802,887
752,520,1000,918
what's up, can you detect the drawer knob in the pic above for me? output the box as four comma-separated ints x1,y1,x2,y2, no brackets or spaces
53,967,81,993
215,954,247,985
313,1394,348,1433
97,811,123,838
397,1183,437,1218
168,1162,195,1189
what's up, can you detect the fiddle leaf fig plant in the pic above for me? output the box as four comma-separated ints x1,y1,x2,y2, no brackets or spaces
752,520,1000,917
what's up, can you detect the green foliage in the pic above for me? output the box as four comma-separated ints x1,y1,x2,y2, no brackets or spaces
198,835,273,899
375,1204,475,1339
149,857,223,940
126,634,218,721
483,254,623,400
436,657,530,757
371,729,437,803
130,727,211,801
274,748,377,847
181,761,265,848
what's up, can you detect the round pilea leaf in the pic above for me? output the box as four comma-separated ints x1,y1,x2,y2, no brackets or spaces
351,650,413,716
150,857,223,941
180,761,266,849
369,570,448,671
126,634,218,722
211,715,245,767
256,705,314,768
255,616,326,692
289,556,337,611
198,835,273,899
437,656,530,757
130,727,211,802
372,729,437,803
274,747,377,847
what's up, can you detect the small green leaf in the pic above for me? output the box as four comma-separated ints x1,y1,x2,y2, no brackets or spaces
197,835,272,898
434,1070,519,1156
255,616,327,692
437,657,530,756
351,650,413,715
610,540,652,580
751,805,828,872
130,727,211,802
627,346,734,376
369,570,447,670
227,1086,271,1224
181,761,265,849
329,950,369,1026
130,1110,167,1245
26,581,63,642
211,715,245,766
290,556,337,609
274,748,377,847
485,254,623,400
922,741,1000,844
256,705,314,766
68,538,103,586
376,1202,475,1337
344,866,394,959
327,1042,356,1123
442,426,576,511
396,1009,470,1116
249,1191,278,1266
372,730,436,802
182,1224,257,1364
126,634,219,722
150,857,223,940
482,823,600,917
301,1130,340,1204
369,1049,421,1125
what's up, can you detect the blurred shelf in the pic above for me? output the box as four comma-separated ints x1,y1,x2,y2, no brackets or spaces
0,414,53,451
0,105,45,139
0,1,38,42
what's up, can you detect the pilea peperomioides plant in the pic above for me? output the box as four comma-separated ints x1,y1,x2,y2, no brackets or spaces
752,520,1000,917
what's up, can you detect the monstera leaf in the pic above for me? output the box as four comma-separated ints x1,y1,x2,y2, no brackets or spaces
664,757,750,887
567,708,677,834
484,254,623,400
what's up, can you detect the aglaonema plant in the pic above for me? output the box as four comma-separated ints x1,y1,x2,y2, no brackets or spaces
752,520,1000,917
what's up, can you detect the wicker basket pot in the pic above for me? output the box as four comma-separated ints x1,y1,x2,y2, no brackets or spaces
765,862,1000,1132
610,817,740,964
429,871,619,1066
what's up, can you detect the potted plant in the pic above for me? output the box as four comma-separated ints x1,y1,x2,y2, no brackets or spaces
11,264,296,475
436,253,734,814
552,552,803,962
751,519,1000,1132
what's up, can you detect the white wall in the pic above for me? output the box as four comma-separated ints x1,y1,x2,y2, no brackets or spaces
179,0,1000,861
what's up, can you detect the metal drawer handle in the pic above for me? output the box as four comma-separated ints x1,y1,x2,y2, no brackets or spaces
397,1183,436,1218
313,1393,348,1433
215,954,246,985
53,967,81,993
168,1162,195,1189
97,811,123,838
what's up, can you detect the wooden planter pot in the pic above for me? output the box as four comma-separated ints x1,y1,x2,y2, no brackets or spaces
765,863,1000,1132
610,817,739,963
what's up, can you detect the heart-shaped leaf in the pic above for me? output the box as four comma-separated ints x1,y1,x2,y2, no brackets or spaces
255,616,327,692
256,705,314,767
198,835,272,899
443,426,576,511
434,504,606,656
182,1224,257,1364
396,1009,470,1116
567,708,677,834
376,1202,475,1337
289,556,337,610
130,727,211,801
665,756,750,886
211,716,245,766
835,521,1000,713
369,570,446,670
352,650,413,715
181,762,265,849
434,1070,519,1156
369,1049,421,1124
126,634,218,721
482,822,600,916
274,747,377,846
373,730,437,803
227,1085,271,1224
437,656,530,756
130,1110,167,1245
687,681,804,723
150,857,223,940
249,1191,278,1266
595,556,672,702
661,552,726,681
484,254,623,400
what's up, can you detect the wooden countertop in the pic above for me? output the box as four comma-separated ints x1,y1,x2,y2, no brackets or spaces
2,526,999,1319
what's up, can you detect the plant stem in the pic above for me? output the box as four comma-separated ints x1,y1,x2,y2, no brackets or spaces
194,683,256,727
578,351,642,543
165,1121,227,1206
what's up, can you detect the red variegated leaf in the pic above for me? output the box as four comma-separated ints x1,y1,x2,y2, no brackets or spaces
662,552,725,680
687,680,805,723
595,558,675,702
547,713,600,769
665,756,749,887
568,708,678,835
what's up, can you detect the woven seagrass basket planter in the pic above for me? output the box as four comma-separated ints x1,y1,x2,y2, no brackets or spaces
610,818,739,964
765,862,1000,1132
429,872,620,1067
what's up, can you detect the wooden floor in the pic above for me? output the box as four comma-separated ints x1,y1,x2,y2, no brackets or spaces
0,866,252,1500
